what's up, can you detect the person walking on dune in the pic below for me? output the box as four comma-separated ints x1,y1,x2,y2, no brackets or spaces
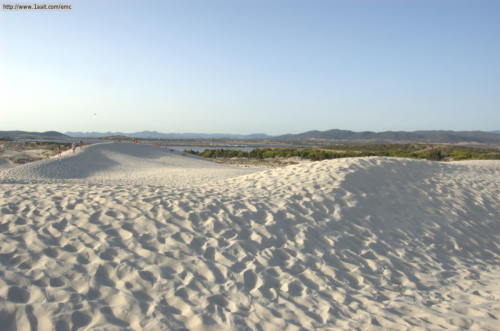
72,142,77,153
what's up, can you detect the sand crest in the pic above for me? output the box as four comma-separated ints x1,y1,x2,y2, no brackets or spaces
0,143,499,330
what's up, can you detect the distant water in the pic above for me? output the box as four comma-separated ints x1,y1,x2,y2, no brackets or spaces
17,138,300,152
168,144,303,152
169,145,254,152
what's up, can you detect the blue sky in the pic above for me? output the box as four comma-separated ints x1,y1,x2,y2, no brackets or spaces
1,0,499,134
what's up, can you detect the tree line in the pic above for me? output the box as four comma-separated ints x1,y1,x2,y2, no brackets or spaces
185,146,500,162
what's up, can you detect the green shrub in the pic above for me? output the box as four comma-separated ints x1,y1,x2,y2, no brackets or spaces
186,145,500,162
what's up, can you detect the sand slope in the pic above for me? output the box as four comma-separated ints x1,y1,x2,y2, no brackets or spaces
0,144,499,330
0,142,258,185
0,158,14,170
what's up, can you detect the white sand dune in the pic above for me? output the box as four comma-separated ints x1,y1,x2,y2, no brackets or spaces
0,143,499,330
0,142,258,185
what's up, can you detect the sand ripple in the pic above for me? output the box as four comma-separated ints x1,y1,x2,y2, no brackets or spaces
0,144,499,330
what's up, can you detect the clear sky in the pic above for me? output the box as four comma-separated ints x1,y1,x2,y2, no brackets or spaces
1,0,499,134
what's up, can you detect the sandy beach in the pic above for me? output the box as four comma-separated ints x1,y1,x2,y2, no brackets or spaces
0,142,499,330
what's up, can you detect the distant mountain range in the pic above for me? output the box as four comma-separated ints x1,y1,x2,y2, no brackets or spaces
2,129,500,144
275,129,500,144
0,131,68,139
65,131,271,140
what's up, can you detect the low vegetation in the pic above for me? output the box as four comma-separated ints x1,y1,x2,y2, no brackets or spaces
0,140,71,151
6,157,45,164
185,144,500,162
0,140,72,164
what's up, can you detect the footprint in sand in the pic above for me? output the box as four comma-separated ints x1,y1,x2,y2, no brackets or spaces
71,311,91,330
18,261,31,270
287,280,304,297
52,219,68,231
160,266,179,280
203,247,216,260
243,269,257,292
15,217,27,225
55,319,70,331
43,247,59,258
139,270,157,285
77,254,90,265
95,265,115,287
50,277,65,287
99,248,118,261
7,286,30,303
62,244,77,253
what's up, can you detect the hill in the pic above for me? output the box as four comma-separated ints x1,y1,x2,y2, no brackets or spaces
0,130,68,139
65,131,270,139
276,129,500,144
64,129,500,144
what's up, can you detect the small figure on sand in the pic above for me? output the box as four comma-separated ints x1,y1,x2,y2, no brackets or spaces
72,142,77,153
79,140,84,149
